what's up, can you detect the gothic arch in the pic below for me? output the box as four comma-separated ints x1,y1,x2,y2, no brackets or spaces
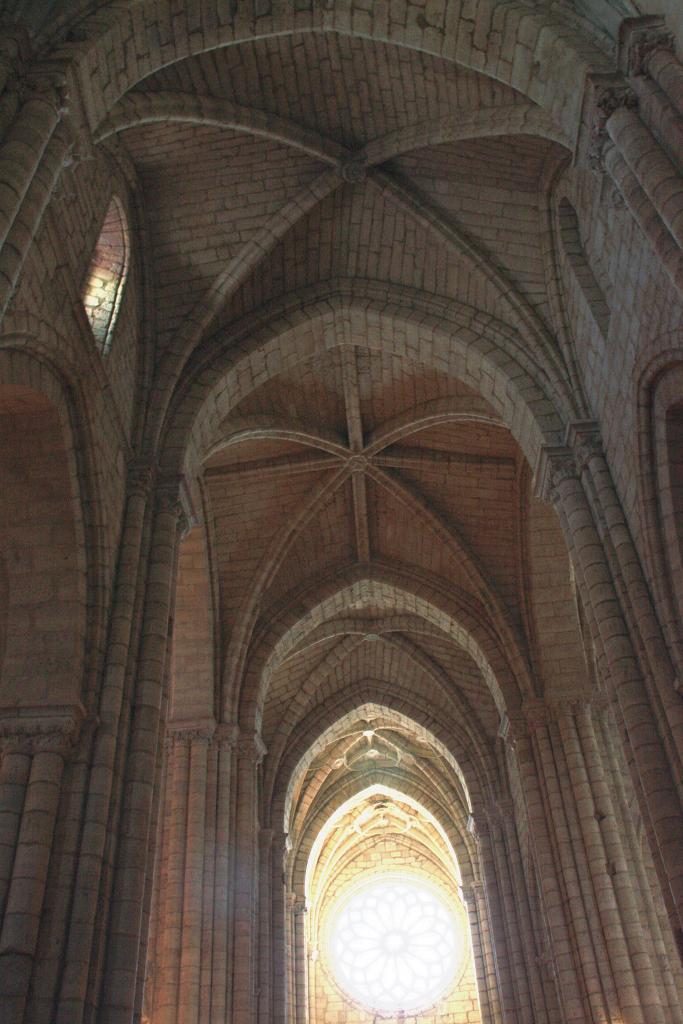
238,566,526,734
636,348,683,678
0,351,88,710
62,2,611,142
270,694,493,835
161,281,571,480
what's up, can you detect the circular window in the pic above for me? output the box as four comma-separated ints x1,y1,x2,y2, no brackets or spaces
327,876,464,1014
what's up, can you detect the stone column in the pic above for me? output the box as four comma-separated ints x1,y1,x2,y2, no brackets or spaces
100,480,187,1024
461,882,503,1024
596,703,683,1019
0,75,66,247
210,724,239,1024
536,445,683,928
0,704,84,1024
476,798,559,1024
148,719,218,1024
285,891,296,1024
603,143,683,295
510,718,596,1024
292,898,308,1024
486,806,533,1021
561,704,666,1022
0,745,31,914
270,833,289,1024
178,726,212,1024
583,72,683,296
606,104,683,250
0,69,76,322
619,16,683,118
258,828,274,1024
199,736,218,1022
497,801,559,1024
231,730,266,1024
566,422,683,767
156,732,190,1024
474,817,521,1022
56,459,154,1024
513,699,675,1024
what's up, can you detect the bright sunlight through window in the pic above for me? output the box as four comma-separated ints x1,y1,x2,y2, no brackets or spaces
327,876,465,1014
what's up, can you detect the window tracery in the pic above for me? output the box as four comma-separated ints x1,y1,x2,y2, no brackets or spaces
327,876,464,1014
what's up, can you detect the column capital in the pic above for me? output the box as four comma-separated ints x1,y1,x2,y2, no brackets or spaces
215,721,240,748
0,703,87,757
486,797,515,824
565,420,604,474
580,73,638,173
155,477,185,524
236,729,267,765
513,697,595,736
127,456,156,498
533,443,579,503
292,898,308,916
165,718,216,747
550,697,594,719
22,62,71,117
271,830,291,857
156,474,196,535
618,15,675,79
461,881,485,905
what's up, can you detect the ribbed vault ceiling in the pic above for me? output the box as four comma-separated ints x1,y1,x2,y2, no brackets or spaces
114,26,587,831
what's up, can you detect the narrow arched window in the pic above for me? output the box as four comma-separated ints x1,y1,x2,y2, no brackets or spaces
558,198,611,338
82,195,129,353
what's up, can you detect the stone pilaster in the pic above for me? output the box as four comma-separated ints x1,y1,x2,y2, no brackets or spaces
0,705,85,1024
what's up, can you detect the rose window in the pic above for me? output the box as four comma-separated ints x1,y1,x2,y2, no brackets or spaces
327,876,464,1013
